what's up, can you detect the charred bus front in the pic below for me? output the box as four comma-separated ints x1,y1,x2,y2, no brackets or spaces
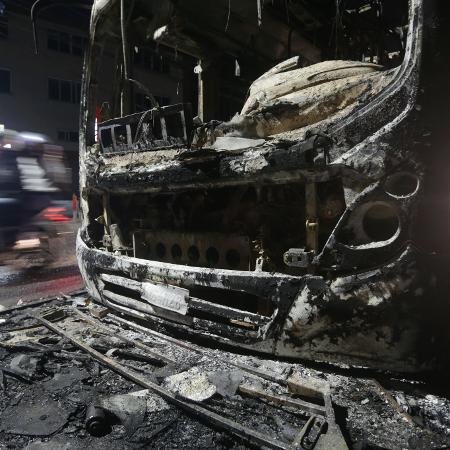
77,0,440,371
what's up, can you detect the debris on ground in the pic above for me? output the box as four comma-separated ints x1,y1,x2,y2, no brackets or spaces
0,292,449,449
163,367,217,402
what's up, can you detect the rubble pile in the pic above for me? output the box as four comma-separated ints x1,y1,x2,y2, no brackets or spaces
0,293,449,449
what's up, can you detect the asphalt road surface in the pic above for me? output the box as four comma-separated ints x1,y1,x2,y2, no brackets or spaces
0,228,84,309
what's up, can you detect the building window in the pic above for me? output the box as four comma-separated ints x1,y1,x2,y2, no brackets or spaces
135,93,170,112
48,78,59,100
60,32,70,53
0,16,7,39
57,130,79,143
155,96,170,106
0,69,10,93
71,35,84,56
152,55,169,74
47,30,59,51
48,78,81,103
60,80,71,102
135,92,151,112
47,29,87,56
133,47,170,74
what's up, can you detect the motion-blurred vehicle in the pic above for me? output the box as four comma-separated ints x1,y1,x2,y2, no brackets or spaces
0,129,73,269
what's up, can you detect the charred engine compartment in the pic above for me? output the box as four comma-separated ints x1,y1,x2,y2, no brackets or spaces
88,180,345,274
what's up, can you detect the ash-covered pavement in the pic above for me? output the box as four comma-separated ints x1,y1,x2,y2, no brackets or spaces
0,295,449,449
0,265,83,308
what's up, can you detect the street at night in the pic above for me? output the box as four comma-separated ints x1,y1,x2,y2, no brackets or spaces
0,230,82,308
1,0,450,449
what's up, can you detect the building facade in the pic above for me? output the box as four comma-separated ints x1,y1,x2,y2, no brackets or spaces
0,2,184,192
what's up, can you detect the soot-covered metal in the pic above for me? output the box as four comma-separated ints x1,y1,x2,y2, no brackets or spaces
77,0,444,372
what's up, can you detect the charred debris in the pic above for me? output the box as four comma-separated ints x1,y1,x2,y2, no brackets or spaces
0,293,450,449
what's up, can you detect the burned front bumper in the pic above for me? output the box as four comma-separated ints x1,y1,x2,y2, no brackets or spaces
77,232,431,372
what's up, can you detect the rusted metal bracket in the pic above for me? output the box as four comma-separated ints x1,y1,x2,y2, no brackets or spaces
101,191,112,250
283,248,314,268
305,182,319,254
237,383,348,449
291,416,327,450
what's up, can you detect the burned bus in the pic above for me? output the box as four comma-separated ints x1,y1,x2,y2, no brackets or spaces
77,0,449,372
